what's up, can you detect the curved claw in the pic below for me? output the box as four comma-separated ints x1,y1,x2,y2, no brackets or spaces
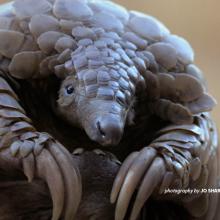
21,140,82,220
48,141,82,220
130,157,166,220
22,152,35,182
159,171,174,195
114,148,157,220
111,151,139,204
36,148,64,220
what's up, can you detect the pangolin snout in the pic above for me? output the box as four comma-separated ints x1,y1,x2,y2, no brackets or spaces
95,115,123,146
79,100,126,146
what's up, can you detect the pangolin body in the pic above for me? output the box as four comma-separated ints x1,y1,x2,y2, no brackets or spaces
0,0,219,220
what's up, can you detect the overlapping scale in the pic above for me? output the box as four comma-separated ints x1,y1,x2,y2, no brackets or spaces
53,0,93,20
128,11,170,41
13,0,52,19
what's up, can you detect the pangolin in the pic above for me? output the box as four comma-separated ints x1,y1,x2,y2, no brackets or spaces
0,0,218,220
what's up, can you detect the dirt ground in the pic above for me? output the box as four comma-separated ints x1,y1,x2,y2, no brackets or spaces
0,0,219,128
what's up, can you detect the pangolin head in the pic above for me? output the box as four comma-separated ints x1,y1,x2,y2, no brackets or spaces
55,58,143,146
56,65,141,146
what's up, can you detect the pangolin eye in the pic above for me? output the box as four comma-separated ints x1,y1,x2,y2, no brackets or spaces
65,85,74,95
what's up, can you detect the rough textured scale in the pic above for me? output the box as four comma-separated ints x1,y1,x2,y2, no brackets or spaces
0,0,218,220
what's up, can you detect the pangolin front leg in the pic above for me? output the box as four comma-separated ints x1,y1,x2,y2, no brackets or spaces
111,113,219,220
0,75,81,220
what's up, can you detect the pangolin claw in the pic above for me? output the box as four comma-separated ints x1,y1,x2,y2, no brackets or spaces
110,151,139,204
129,157,166,220
49,141,82,220
72,148,84,155
21,140,82,220
159,171,174,194
36,148,64,220
22,152,35,182
112,149,166,220
114,147,157,220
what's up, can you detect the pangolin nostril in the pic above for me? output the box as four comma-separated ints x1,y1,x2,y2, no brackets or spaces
94,116,123,146
97,121,106,137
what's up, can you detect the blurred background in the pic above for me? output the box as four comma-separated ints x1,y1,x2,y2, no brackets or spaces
0,0,219,126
